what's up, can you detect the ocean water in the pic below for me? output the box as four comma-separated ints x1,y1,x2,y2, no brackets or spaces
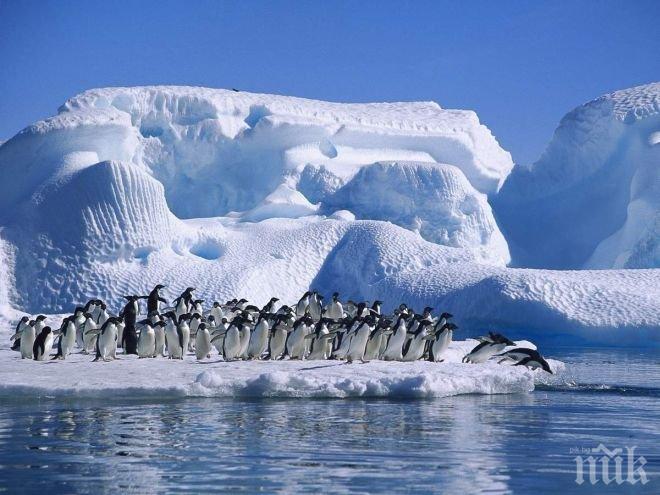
0,348,658,494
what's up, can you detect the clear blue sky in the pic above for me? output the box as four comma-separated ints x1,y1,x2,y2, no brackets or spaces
0,0,658,165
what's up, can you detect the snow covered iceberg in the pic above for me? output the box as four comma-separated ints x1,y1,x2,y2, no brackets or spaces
496,82,660,269
0,84,658,345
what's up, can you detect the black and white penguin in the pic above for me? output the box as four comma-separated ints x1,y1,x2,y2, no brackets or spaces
247,313,270,359
137,319,156,358
261,297,279,314
81,313,98,354
402,320,433,362
14,317,36,359
462,332,516,364
120,295,141,355
195,323,212,360
428,322,458,362
345,316,375,363
222,317,243,361
93,317,121,362
497,348,553,373
286,315,313,359
325,292,344,321
364,318,390,360
53,316,77,360
296,291,311,318
33,326,54,361
10,316,29,352
173,287,196,318
144,284,168,314
382,314,407,361
306,319,335,360
266,314,290,360
163,312,183,359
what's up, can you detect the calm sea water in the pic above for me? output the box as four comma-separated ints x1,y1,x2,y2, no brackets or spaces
0,348,658,494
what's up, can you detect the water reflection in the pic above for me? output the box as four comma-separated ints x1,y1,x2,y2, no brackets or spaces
1,391,658,494
2,347,659,494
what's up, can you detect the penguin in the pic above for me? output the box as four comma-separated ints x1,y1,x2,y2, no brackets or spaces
496,348,553,373
325,292,344,321
81,314,98,354
17,317,37,359
210,317,229,357
53,316,76,360
9,316,29,352
296,291,311,318
222,317,243,361
93,317,121,362
144,284,168,314
428,322,458,362
247,313,270,359
32,326,54,361
345,316,375,363
402,320,433,362
120,295,141,355
177,314,191,359
370,300,383,316
195,323,212,360
515,355,553,374
96,303,110,327
306,319,335,360
164,312,184,359
332,316,361,359
363,318,391,360
266,315,290,360
73,307,86,349
153,319,167,357
308,291,323,321
173,287,195,318
261,297,279,314
286,315,313,359
462,332,516,364
188,313,202,352
382,315,407,361
209,302,224,323
137,320,156,358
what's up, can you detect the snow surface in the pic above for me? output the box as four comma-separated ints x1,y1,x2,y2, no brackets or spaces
496,82,660,269
0,84,658,346
0,339,563,400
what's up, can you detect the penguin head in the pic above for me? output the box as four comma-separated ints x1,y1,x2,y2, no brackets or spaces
198,323,206,331
423,306,433,315
20,316,29,323
42,326,52,335
440,312,453,320
213,301,221,308
155,284,166,290
221,317,228,324
37,315,47,321
332,292,339,300
186,287,196,293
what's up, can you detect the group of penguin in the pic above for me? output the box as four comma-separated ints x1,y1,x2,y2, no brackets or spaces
9,286,553,373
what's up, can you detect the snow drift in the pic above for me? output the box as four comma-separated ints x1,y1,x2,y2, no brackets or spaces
0,84,658,345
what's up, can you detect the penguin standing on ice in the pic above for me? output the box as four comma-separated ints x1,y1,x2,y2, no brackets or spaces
92,317,122,362
19,320,38,359
173,287,196,318
53,316,77,360
10,316,29,352
195,323,212,360
143,284,168,314
325,293,343,321
428,322,457,362
137,319,156,358
33,326,54,361
120,295,141,355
